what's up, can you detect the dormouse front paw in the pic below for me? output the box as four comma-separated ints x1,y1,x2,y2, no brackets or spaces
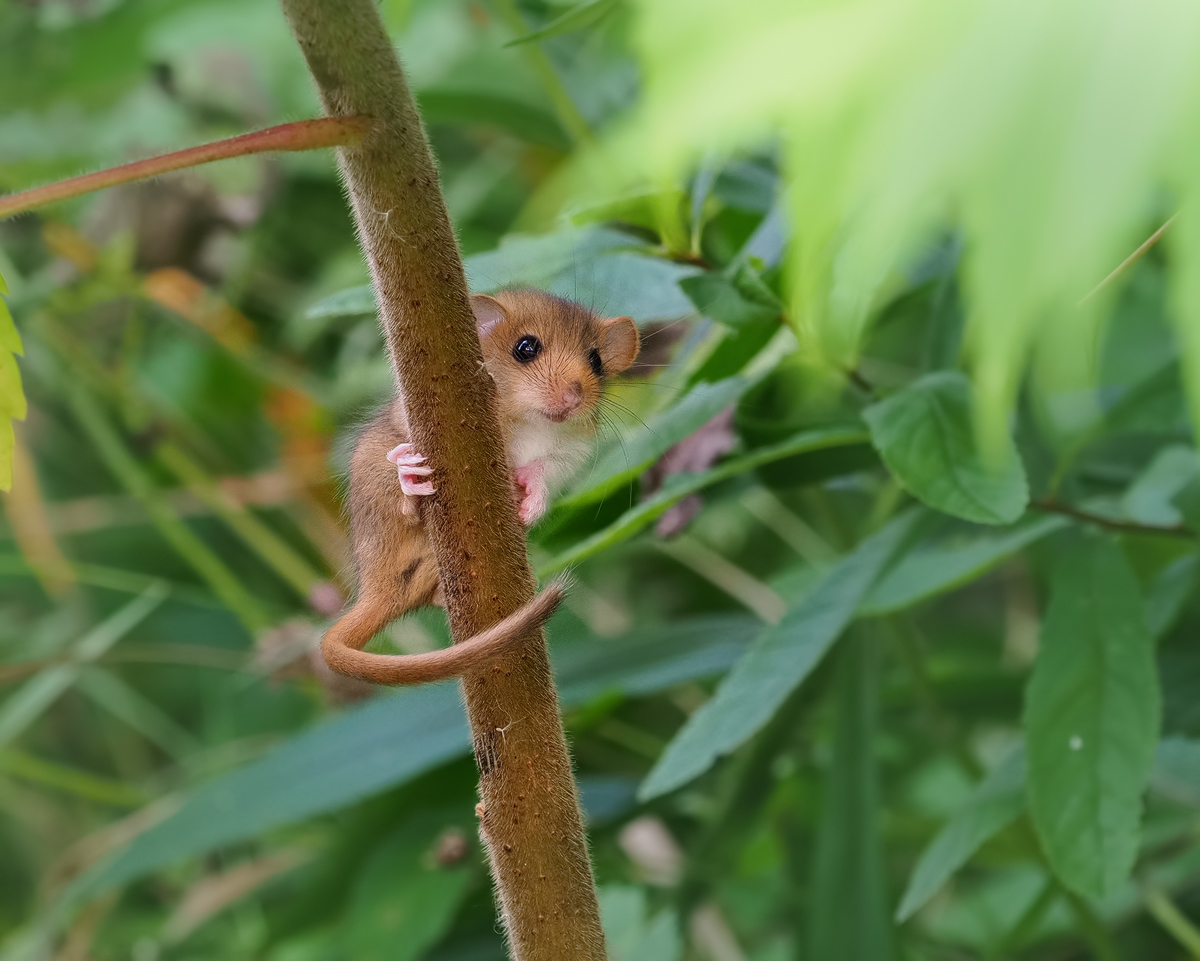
514,462,548,527
387,443,435,497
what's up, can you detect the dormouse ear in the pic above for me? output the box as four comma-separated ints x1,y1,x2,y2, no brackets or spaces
598,315,639,374
470,294,508,339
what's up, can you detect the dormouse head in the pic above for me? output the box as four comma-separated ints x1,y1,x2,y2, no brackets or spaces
471,289,639,426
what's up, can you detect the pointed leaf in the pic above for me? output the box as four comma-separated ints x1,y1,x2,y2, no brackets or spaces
810,637,894,961
864,372,1028,524
896,748,1026,922
1025,539,1161,898
561,375,756,508
61,613,760,903
862,516,1066,614
639,509,922,800
540,426,868,576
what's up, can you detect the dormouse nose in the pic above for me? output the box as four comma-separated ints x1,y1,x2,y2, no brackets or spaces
560,381,583,410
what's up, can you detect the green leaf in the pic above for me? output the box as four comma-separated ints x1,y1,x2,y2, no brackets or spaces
809,636,894,961
861,516,1067,615
0,348,27,421
561,374,756,508
864,372,1028,525
896,748,1026,922
539,426,868,577
305,228,699,324
600,885,683,961
504,0,621,47
0,585,167,751
639,508,921,800
62,613,759,903
75,667,200,760
417,86,569,149
0,289,22,354
0,270,23,493
1145,552,1198,640
342,813,474,961
0,419,12,493
1024,539,1161,898
304,285,377,321
1122,445,1200,526
679,261,783,329
1151,736,1200,808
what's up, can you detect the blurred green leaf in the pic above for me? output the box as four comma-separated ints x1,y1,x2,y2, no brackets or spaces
0,269,23,492
639,508,921,800
342,813,473,961
1122,445,1200,527
306,227,698,324
862,516,1066,615
562,374,756,508
599,885,682,961
622,0,1200,447
809,636,894,961
896,748,1026,922
0,584,167,750
304,285,377,321
504,0,622,47
541,425,868,576
1025,539,1161,898
1151,736,1200,809
63,614,758,902
419,86,569,148
0,749,146,808
75,667,201,760
1146,553,1199,640
679,261,783,329
69,682,470,904
864,372,1028,524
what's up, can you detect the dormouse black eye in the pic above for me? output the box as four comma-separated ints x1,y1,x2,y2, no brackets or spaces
512,335,542,363
588,348,604,378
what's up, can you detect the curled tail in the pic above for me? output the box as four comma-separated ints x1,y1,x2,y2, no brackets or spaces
321,582,564,686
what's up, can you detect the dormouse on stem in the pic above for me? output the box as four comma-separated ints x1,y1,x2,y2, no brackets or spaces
322,289,640,685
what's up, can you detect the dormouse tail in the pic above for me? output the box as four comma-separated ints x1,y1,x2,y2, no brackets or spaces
320,583,564,686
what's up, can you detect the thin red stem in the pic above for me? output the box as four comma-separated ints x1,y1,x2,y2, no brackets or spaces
0,117,370,221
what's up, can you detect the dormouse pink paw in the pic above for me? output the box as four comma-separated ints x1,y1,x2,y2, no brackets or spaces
514,462,548,527
387,443,436,497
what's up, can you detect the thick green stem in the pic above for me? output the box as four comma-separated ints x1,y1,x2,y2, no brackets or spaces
276,1,605,957
0,118,368,221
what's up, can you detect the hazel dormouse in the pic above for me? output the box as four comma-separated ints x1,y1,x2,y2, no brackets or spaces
321,288,640,685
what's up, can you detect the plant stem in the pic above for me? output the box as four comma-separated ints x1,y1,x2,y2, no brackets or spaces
1064,888,1123,961
1144,884,1200,959
0,117,369,221
276,2,606,957
1079,215,1176,305
1030,497,1194,539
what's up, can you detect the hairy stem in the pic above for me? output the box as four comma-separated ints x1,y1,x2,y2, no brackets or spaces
0,118,369,221
276,1,606,958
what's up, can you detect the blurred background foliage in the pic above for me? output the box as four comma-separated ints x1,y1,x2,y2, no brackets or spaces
3,0,1200,959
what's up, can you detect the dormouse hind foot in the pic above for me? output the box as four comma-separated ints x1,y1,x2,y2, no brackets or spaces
387,443,435,520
